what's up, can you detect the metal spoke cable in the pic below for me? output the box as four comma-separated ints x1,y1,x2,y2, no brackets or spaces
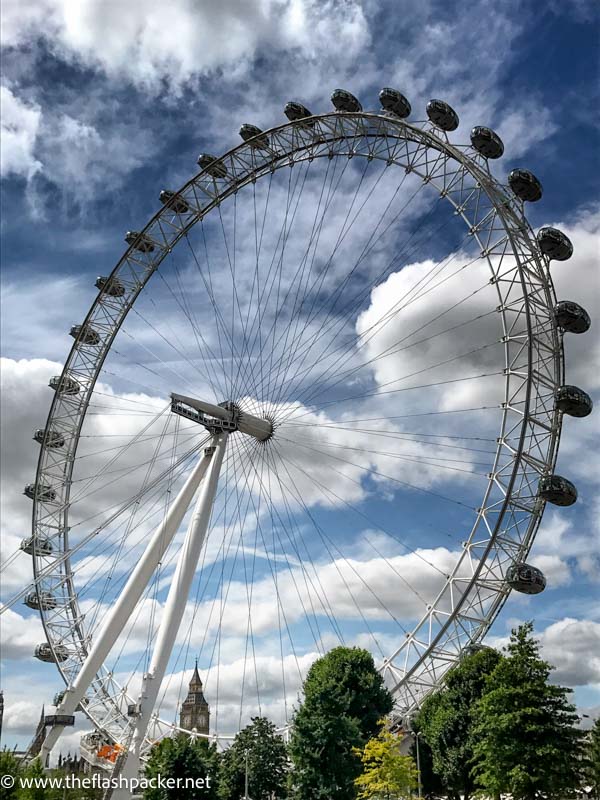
266,176,452,411
240,151,346,407
153,264,229,402
283,296,497,413
266,155,375,412
85,412,174,636
267,441,394,658
285,371,504,421
265,160,414,410
258,152,355,411
275,243,486,418
240,159,313,406
271,438,460,572
275,434,492,470
252,439,348,645
267,190,484,416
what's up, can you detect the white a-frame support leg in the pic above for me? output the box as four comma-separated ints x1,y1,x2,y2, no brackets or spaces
113,432,227,795
40,443,216,765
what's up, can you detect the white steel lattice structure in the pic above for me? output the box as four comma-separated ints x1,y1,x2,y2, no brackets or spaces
5,90,592,784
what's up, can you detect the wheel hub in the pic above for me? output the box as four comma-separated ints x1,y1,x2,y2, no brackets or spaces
170,392,273,441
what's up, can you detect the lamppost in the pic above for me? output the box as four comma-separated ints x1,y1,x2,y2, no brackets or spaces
242,745,254,800
415,730,422,799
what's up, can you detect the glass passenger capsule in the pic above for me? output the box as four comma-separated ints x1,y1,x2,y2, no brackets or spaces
159,190,190,215
537,227,573,261
20,535,53,556
35,643,69,663
24,591,57,610
470,126,504,159
70,324,100,346
197,153,228,178
331,89,362,113
125,230,155,253
554,300,591,334
379,88,411,118
95,275,125,297
426,99,459,131
49,375,80,395
284,101,314,124
33,428,65,448
239,124,270,149
555,385,593,417
539,474,577,506
506,563,546,594
508,169,543,202
24,483,57,502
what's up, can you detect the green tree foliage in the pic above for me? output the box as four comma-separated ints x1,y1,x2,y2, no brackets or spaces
472,622,587,799
22,765,102,800
143,734,220,800
0,750,22,800
18,759,47,800
587,717,600,798
218,716,288,800
353,723,417,799
414,645,502,799
289,646,393,800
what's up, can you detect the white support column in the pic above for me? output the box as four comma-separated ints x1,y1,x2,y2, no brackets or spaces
112,433,227,797
41,446,214,764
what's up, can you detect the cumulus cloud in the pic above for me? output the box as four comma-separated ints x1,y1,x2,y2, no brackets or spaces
0,605,45,659
533,508,600,586
540,618,600,686
0,85,42,179
0,0,561,217
488,617,600,688
0,0,369,91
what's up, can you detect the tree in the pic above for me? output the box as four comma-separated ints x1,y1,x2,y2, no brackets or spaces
289,646,393,800
587,717,600,799
414,645,502,799
19,759,47,800
143,734,220,800
353,722,417,799
472,622,587,799
218,716,288,800
0,750,21,800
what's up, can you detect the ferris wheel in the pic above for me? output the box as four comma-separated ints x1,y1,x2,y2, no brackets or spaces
3,87,593,785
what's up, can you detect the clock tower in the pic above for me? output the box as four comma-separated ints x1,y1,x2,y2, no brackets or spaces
179,662,210,736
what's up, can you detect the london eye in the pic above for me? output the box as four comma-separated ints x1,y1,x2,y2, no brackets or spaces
1,87,592,788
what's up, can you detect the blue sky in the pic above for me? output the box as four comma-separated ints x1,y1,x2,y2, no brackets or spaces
1,0,599,755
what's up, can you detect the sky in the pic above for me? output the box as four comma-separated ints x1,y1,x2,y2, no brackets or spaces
1,0,599,758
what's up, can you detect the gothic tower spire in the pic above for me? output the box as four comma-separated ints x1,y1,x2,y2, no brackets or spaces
179,663,210,735
29,705,47,762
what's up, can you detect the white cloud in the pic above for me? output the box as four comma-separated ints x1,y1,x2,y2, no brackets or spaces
495,103,559,160
539,618,600,686
533,509,600,584
0,85,42,179
488,617,600,688
529,553,571,587
0,0,369,91
0,605,45,659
